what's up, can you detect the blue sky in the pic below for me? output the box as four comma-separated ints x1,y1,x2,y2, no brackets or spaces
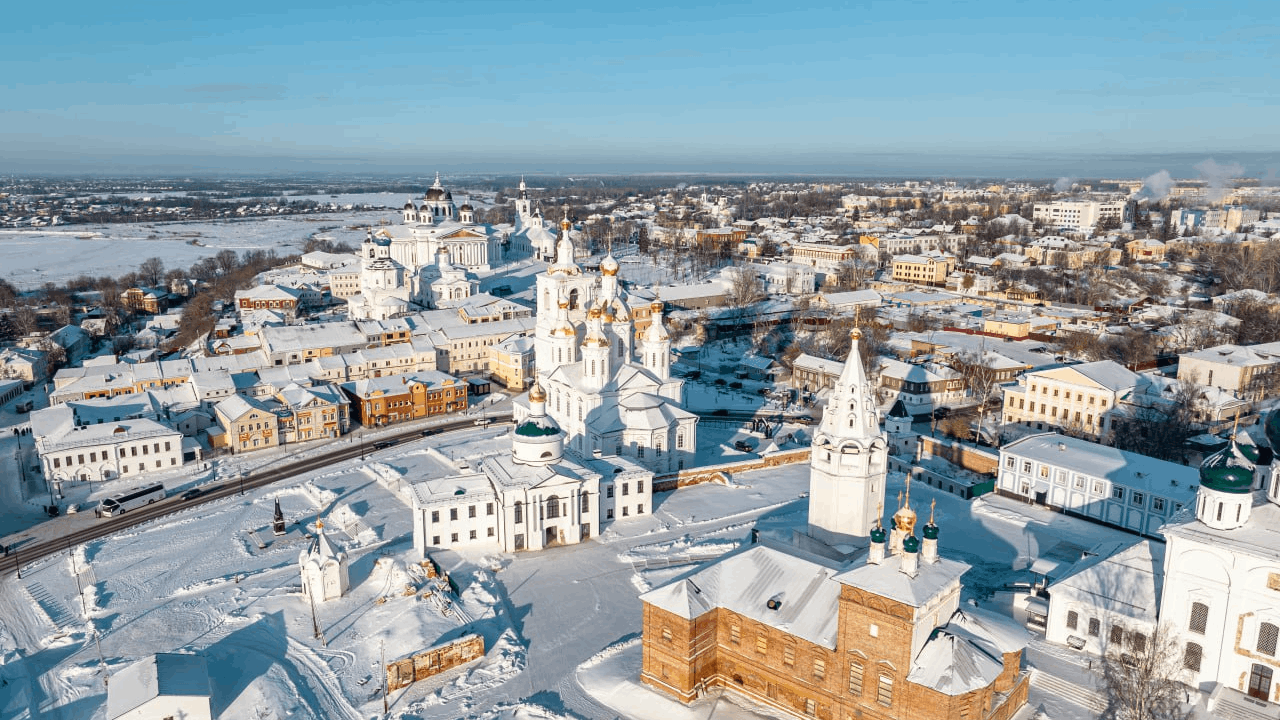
2,1,1277,175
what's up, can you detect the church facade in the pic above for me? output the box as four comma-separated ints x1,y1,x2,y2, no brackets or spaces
347,174,498,321
517,217,698,475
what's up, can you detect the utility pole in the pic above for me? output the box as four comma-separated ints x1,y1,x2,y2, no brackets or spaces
308,587,325,647
69,539,87,616
381,640,389,716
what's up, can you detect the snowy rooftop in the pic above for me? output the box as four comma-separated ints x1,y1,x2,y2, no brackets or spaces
639,544,843,649
1163,500,1280,563
1049,540,1163,621
106,653,210,719
1001,433,1198,498
833,552,970,608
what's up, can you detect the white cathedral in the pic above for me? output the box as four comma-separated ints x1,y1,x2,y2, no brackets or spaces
514,216,698,475
347,174,495,321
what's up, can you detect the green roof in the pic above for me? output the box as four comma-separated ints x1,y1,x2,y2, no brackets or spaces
1267,410,1280,452
1199,442,1255,494
514,420,560,437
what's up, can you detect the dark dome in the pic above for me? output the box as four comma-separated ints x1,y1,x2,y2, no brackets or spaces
424,188,446,201
403,201,415,210
902,535,921,553
870,526,886,543
460,203,474,212
1199,442,1255,494
923,523,939,540
888,399,911,419
1266,410,1280,452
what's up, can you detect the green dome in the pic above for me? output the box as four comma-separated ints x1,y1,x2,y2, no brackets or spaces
514,420,561,437
1236,437,1264,464
1266,410,1280,451
1199,443,1255,494
870,526,887,543
923,523,939,540
902,535,921,553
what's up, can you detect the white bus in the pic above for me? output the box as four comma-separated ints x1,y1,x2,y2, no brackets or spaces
99,483,165,517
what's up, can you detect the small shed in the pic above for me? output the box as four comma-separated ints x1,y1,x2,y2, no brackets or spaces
106,653,211,720
737,355,778,382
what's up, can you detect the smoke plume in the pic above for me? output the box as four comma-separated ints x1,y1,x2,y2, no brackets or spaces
1195,158,1244,203
1138,170,1174,201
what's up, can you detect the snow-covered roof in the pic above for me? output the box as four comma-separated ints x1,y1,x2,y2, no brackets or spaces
1048,540,1163,622
106,653,210,719
1001,433,1198,498
793,353,845,376
833,552,970,608
640,544,843,649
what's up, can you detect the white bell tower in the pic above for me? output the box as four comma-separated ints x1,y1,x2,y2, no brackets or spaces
807,330,888,547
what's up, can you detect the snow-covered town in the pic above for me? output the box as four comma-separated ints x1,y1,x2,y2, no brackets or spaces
2,167,1280,720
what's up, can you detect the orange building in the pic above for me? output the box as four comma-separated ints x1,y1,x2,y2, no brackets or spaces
640,511,1028,720
340,371,467,427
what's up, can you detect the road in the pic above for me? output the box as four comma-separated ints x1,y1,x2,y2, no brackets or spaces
2,412,513,579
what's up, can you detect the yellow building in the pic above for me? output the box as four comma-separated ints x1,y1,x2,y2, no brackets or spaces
890,254,956,287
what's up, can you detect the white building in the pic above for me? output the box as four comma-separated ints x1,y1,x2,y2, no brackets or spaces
997,433,1197,537
808,329,888,546
299,523,350,602
1032,199,1128,231
528,222,698,474
106,653,211,720
33,403,184,484
409,381,654,554
1042,417,1280,706
347,174,496,321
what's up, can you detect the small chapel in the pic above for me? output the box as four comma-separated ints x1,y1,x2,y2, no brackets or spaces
299,521,350,603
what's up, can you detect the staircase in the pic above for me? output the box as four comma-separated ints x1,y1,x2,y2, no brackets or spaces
1030,667,1105,713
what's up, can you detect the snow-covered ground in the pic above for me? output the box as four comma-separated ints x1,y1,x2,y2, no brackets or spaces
2,423,1138,719
0,210,395,290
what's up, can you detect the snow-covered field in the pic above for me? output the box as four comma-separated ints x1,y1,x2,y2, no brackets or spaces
0,210,395,290
0,425,1125,719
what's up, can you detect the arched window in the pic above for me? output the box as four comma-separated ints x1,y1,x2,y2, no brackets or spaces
568,289,579,310
546,495,560,519
1066,611,1079,630
1184,642,1203,672
876,674,893,707
1189,602,1209,634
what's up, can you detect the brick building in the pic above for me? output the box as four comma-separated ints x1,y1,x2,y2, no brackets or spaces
341,371,467,427
639,506,1029,720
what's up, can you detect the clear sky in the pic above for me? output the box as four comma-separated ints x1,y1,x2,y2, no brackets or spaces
2,0,1277,175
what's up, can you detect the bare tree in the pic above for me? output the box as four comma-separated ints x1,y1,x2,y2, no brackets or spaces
139,257,165,288
1097,623,1193,720
728,265,765,308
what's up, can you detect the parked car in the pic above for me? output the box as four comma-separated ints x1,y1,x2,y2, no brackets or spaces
734,440,757,452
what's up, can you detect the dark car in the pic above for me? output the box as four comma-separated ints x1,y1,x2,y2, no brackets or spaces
728,381,743,389
734,440,757,452
180,488,203,501
374,440,396,450
422,428,441,437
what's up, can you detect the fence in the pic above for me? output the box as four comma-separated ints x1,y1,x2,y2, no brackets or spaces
652,449,811,493
386,634,485,691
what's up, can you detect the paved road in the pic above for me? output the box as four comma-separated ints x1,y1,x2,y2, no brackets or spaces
1,413,513,579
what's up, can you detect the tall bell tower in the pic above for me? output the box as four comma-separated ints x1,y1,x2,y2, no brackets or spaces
808,330,888,547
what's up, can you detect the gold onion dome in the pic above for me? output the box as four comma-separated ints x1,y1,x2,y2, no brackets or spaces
528,381,547,403
601,255,620,276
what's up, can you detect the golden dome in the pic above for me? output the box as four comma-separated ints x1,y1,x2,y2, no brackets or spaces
551,323,576,338
528,381,547,402
558,300,570,309
587,306,604,319
561,218,572,231
893,504,917,533
601,255,619,276
650,300,664,312
582,331,611,348
849,328,863,340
